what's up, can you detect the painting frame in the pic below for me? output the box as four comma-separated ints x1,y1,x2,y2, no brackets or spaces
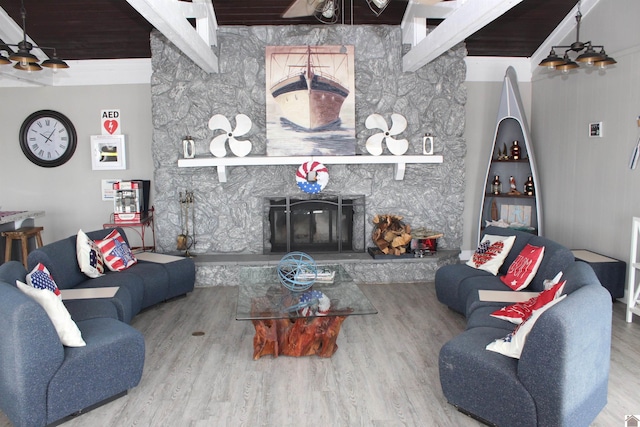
91,135,127,170
265,45,356,156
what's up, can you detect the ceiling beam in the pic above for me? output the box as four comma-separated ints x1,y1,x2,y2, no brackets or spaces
401,0,458,46
530,0,601,75
0,7,55,85
125,0,219,73
402,0,524,72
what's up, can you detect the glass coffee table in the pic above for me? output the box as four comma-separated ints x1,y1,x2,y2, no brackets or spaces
236,264,377,359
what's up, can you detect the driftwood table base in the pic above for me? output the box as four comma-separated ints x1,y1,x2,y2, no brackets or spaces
251,315,347,359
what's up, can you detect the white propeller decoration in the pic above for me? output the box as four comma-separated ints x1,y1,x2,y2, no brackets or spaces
365,113,409,156
208,114,253,158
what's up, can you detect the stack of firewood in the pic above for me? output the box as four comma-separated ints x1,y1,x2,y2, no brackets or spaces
372,214,412,255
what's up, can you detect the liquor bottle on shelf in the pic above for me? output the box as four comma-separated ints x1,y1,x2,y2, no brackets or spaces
524,176,535,196
491,175,501,195
510,140,521,160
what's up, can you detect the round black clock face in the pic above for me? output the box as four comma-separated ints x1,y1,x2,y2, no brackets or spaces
19,110,77,167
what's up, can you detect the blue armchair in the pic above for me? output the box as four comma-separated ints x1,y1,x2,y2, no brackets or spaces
0,261,145,427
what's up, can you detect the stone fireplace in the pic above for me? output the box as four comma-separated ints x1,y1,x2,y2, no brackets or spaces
265,195,365,254
149,25,467,282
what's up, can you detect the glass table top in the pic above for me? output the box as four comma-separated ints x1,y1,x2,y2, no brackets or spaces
236,264,378,320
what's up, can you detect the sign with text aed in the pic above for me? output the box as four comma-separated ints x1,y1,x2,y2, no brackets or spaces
101,109,121,135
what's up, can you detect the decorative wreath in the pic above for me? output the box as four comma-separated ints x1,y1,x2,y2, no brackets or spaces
296,161,329,194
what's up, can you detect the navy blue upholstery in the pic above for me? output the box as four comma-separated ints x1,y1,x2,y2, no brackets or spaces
46,317,145,423
436,231,611,427
436,226,575,316
1,227,195,426
27,227,195,322
0,262,145,427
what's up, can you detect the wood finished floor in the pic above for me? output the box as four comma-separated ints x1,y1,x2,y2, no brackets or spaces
1,282,638,426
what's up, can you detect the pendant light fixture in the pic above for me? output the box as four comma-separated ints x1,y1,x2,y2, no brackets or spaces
0,0,69,72
366,0,390,17
538,1,616,74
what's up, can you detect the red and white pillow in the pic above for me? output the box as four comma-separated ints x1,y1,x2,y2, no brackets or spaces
19,263,86,347
466,235,516,275
490,279,566,325
486,293,566,359
499,244,545,291
76,229,105,278
95,229,137,272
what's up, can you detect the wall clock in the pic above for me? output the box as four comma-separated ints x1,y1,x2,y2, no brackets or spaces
19,110,77,167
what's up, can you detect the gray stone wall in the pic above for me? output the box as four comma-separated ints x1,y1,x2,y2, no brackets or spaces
150,25,466,254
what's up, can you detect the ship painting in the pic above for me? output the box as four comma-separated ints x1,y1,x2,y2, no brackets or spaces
266,45,356,156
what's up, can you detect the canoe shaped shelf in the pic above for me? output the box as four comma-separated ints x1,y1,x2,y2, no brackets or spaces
178,155,443,182
478,66,542,241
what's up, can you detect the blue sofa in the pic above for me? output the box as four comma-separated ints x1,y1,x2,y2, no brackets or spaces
0,228,196,427
435,227,612,427
28,227,196,323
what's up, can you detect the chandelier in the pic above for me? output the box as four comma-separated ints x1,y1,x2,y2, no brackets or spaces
538,1,616,73
366,0,390,17
0,0,69,72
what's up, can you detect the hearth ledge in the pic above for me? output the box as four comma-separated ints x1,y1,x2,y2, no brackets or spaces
183,249,460,286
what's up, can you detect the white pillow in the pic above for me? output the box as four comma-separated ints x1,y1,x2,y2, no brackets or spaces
77,229,105,278
16,280,86,347
466,234,516,275
486,294,566,359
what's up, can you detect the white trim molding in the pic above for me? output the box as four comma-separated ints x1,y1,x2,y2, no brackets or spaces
0,58,152,87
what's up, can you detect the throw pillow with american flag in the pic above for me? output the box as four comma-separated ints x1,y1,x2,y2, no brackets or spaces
95,229,137,271
76,229,105,278
26,263,61,297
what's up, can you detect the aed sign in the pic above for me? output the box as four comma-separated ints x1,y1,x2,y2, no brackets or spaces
101,109,121,135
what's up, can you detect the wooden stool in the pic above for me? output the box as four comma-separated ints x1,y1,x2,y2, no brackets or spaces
2,227,44,268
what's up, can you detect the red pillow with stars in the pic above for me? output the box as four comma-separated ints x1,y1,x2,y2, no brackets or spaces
491,279,566,324
500,244,545,291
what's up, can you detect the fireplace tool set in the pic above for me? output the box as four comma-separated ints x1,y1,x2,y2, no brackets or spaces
177,190,196,257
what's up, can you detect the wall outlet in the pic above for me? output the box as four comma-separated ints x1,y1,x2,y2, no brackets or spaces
589,122,603,138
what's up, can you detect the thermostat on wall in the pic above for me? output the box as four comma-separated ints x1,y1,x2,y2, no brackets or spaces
589,122,603,138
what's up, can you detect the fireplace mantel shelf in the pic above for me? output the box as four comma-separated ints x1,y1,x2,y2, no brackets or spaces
177,155,444,182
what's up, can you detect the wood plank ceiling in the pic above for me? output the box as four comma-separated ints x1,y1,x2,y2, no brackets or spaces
0,0,578,62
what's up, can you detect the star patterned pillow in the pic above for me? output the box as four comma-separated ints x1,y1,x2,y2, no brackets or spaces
20,265,86,347
76,229,105,278
26,262,61,296
491,279,566,324
466,234,516,275
499,244,545,291
95,229,137,272
486,294,567,359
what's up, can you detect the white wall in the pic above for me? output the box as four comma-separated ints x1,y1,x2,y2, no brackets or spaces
531,0,640,263
0,84,154,244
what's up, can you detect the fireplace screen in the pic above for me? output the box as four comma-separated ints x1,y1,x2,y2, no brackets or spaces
267,196,361,253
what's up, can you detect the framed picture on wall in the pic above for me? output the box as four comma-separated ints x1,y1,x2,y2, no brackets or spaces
265,45,356,156
90,135,127,170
